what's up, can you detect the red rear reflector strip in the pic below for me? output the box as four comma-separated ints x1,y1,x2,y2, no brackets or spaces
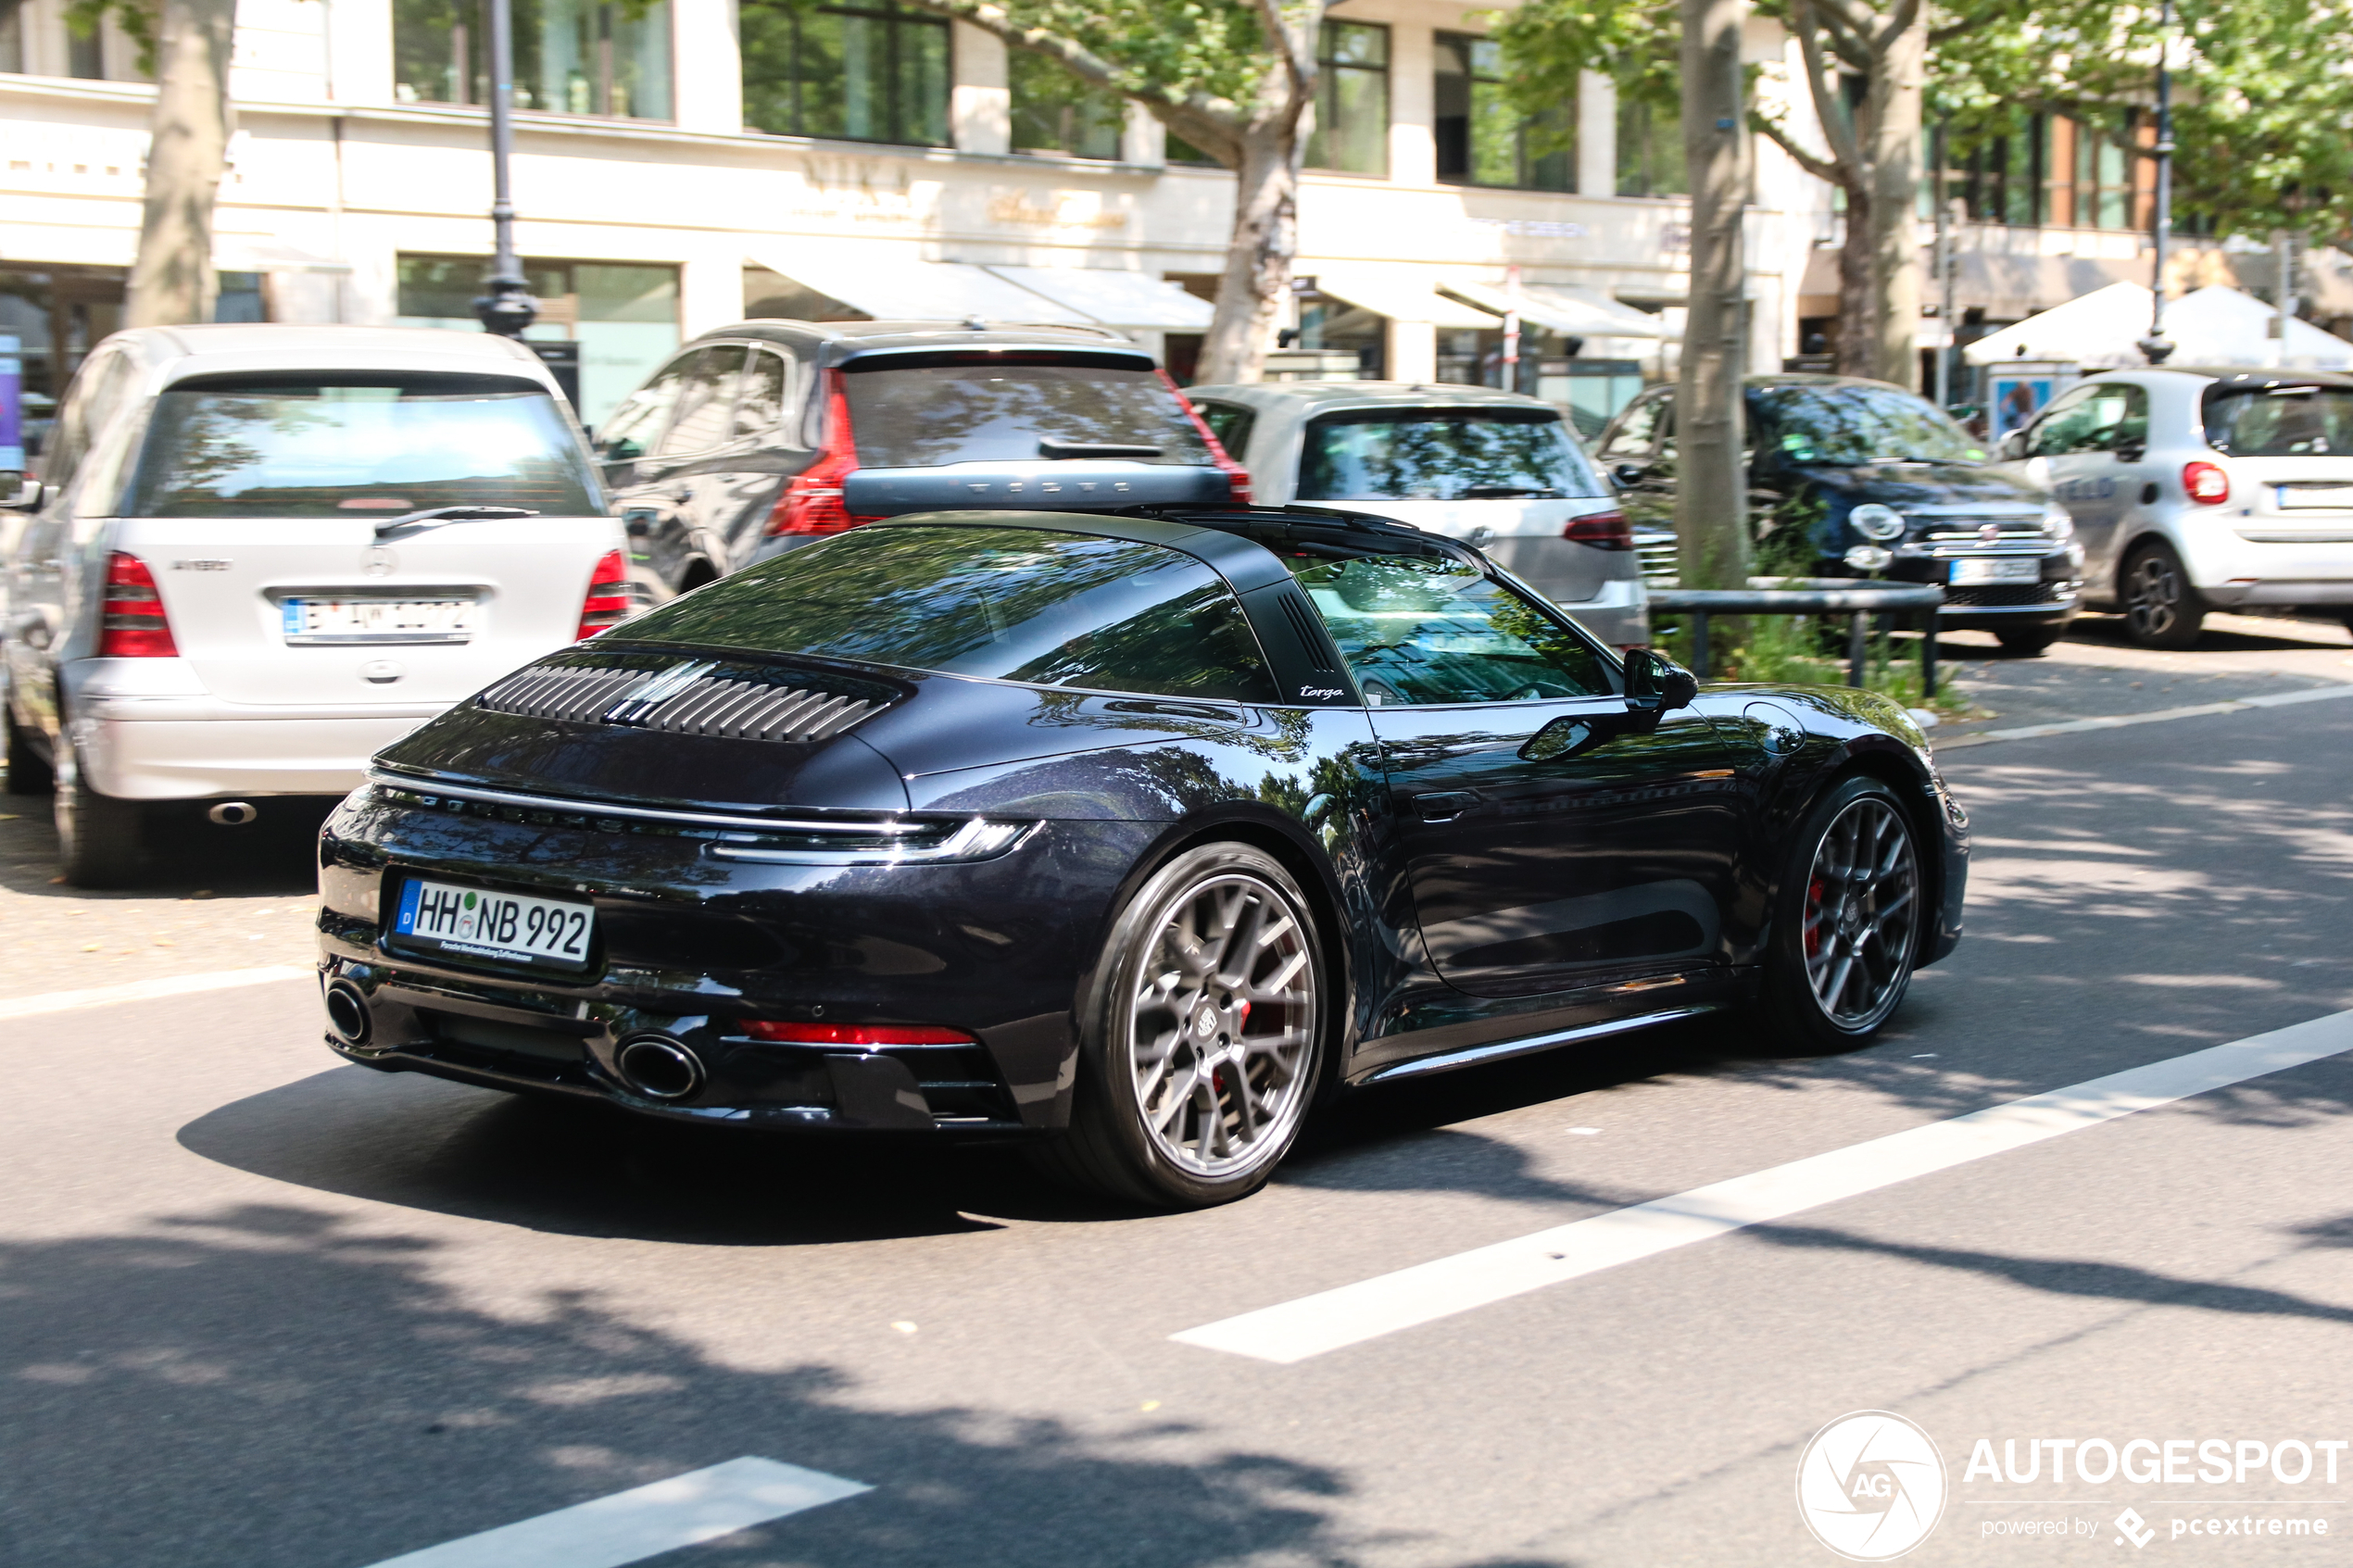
739,1022,976,1046
98,552,180,658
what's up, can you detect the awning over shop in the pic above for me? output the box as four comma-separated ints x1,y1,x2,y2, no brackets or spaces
1442,279,1667,340
981,265,1214,331
1962,281,2353,369
746,246,1097,327
1313,270,1497,330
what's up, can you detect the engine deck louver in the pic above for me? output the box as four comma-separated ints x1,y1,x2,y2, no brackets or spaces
478,659,885,743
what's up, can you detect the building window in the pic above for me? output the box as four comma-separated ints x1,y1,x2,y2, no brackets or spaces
740,0,950,146
1433,32,1569,192
1942,116,2042,227
1616,93,1683,196
392,0,673,119
2,1,25,73
1306,20,1387,175
395,256,680,429
1010,50,1123,160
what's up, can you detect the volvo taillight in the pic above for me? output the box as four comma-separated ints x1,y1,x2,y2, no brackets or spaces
1164,371,1252,503
98,552,179,657
578,549,631,638
765,370,871,537
2183,461,2231,505
1562,508,1633,549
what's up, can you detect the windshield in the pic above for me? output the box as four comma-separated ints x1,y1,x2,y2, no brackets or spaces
2204,385,2353,456
622,524,1277,703
122,378,599,518
842,362,1214,468
1297,410,1605,501
1753,383,1984,466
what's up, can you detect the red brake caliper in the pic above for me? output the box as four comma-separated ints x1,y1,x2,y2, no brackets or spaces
1805,875,1828,957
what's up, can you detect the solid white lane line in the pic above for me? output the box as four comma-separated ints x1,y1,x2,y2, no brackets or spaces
0,964,312,1023
1173,1009,2353,1364
1935,682,2353,750
359,1456,870,1568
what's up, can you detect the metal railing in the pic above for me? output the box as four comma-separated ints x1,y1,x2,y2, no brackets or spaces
1647,580,1946,696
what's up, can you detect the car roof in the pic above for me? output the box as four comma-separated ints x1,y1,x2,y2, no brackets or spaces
690,319,1150,367
1187,380,1561,412
100,324,560,389
2088,365,2353,391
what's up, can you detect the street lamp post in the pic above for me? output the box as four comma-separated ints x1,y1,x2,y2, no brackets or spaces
472,0,539,338
2139,0,2176,366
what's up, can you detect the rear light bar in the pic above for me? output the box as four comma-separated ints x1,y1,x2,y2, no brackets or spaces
98,552,179,658
737,1021,976,1047
765,370,880,537
1164,370,1252,504
577,548,631,638
2183,461,2230,506
1562,508,1633,549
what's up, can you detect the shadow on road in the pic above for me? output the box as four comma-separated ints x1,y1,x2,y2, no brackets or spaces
0,794,323,900
0,1201,1377,1568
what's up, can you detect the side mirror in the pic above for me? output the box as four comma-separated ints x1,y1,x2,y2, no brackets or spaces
1997,431,2028,461
1611,461,1650,489
1624,647,1699,713
0,473,39,509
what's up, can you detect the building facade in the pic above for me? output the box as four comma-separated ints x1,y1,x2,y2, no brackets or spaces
2,0,1839,443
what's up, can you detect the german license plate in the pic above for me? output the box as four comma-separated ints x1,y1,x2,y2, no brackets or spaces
2278,484,2353,509
282,597,475,643
1949,558,2040,584
392,878,594,972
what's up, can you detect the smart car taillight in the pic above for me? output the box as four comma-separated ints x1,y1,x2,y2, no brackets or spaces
578,549,631,638
1163,371,1252,503
97,552,179,658
765,370,874,537
738,1022,977,1046
1562,508,1633,549
2183,461,2231,505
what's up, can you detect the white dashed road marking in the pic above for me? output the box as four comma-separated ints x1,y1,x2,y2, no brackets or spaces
0,965,312,1022
1174,1008,2353,1364
358,1457,870,1568
1935,681,2353,750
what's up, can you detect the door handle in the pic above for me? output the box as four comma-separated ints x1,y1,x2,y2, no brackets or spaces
1413,791,1476,823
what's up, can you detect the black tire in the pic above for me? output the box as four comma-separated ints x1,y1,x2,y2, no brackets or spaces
1752,775,1922,1055
1994,630,2060,658
1030,842,1327,1210
4,700,52,795
53,745,145,887
2120,540,2205,649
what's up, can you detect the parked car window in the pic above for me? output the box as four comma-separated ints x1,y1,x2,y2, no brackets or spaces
1297,410,1605,501
36,347,123,494
840,362,1214,468
734,350,791,439
119,376,601,518
625,524,1278,703
1595,394,1665,462
1293,553,1612,705
595,353,691,460
657,345,749,456
1753,383,1984,465
2204,384,2353,456
1195,400,1255,460
2026,383,2146,457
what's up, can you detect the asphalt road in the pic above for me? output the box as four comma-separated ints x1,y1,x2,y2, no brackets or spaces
5,698,2353,1566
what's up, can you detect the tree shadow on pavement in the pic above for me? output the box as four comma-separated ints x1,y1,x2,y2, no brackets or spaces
0,1202,1359,1568
0,798,322,899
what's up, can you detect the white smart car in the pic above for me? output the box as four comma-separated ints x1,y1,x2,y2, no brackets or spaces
2,325,626,884
1997,367,2353,647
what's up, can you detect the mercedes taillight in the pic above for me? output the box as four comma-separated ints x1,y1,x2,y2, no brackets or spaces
578,549,631,638
97,553,179,657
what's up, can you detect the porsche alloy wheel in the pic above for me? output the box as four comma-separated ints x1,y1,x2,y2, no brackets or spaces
1800,793,1919,1032
1039,843,1326,1209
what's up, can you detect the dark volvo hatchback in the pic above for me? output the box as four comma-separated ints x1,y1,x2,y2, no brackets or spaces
317,506,1968,1208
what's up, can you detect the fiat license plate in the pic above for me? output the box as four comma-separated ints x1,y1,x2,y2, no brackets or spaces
1948,558,2040,584
393,878,594,972
282,597,475,644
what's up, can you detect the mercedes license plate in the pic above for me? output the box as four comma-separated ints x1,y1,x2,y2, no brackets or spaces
393,878,594,972
282,597,475,644
1949,558,2040,584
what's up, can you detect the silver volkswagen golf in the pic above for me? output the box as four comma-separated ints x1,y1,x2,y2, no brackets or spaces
2,326,627,884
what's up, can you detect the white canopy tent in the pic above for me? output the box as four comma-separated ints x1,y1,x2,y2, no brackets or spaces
745,246,1097,328
1964,282,2353,370
981,266,1214,332
1442,279,1669,341
1314,269,1497,331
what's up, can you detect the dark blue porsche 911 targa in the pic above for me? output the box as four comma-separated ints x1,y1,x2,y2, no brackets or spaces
315,503,1967,1209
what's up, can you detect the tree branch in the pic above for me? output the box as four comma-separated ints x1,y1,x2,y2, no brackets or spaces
1873,0,1922,54
1790,0,1868,180
1753,111,1850,188
1251,0,1316,97
1808,2,1874,72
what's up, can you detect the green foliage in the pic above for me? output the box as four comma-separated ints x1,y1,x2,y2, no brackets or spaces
911,0,1278,120
67,0,157,76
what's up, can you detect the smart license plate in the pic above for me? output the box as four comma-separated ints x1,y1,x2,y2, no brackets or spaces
283,597,475,644
392,878,594,972
1948,558,2040,584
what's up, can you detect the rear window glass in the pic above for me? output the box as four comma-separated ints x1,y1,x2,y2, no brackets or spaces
842,362,1214,468
624,524,1277,703
2205,385,2353,456
122,378,599,518
1297,410,1605,501
1753,383,1985,465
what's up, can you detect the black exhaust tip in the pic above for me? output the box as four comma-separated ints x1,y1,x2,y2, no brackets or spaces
615,1035,704,1101
323,980,371,1047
